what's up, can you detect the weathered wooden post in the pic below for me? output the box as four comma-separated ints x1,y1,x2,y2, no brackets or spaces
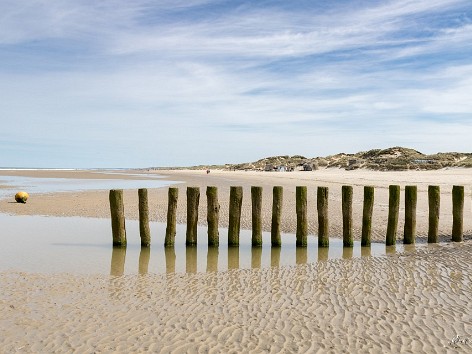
186,187,200,246
138,188,151,247
296,186,307,247
361,186,374,247
386,185,400,246
228,186,243,247
318,186,329,247
251,186,263,246
403,185,417,244
165,187,178,247
206,186,220,247
452,185,464,242
271,186,283,247
428,186,440,243
342,185,353,247
109,189,127,246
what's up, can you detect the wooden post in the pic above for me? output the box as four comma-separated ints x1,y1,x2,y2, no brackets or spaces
361,186,374,247
109,189,127,246
342,185,353,247
403,185,417,244
138,188,151,247
164,187,178,247
317,186,329,248
228,186,243,247
386,185,400,246
452,185,464,242
271,186,283,247
186,187,200,246
428,186,440,243
296,186,307,247
251,186,263,246
206,186,220,247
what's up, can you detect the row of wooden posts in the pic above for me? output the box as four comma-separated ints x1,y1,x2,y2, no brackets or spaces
109,185,466,248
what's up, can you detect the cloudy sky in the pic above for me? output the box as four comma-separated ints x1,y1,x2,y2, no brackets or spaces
1,0,471,168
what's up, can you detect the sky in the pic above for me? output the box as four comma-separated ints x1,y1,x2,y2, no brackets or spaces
1,0,471,168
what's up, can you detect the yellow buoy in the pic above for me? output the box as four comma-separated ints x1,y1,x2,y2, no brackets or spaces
15,191,29,203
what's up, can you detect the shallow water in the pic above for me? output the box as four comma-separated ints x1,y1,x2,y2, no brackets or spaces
0,213,432,275
0,174,179,200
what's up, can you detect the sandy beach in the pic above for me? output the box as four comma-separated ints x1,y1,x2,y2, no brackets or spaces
0,168,471,352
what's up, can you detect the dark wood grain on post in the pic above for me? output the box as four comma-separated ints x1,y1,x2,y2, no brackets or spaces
251,186,263,247
452,185,464,242
342,185,353,247
361,186,374,247
228,186,243,246
317,186,329,248
428,186,440,243
403,185,417,244
186,187,200,246
296,186,307,247
109,189,127,246
165,187,178,247
271,186,283,247
386,185,400,246
206,186,220,247
138,188,151,247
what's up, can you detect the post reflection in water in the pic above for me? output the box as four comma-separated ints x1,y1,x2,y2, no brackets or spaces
110,246,126,276
317,246,329,262
361,246,371,257
138,247,150,275
228,246,239,270
271,247,281,267
296,246,307,265
342,247,353,260
206,247,219,273
186,246,197,273
251,246,262,269
165,247,176,274
385,245,396,255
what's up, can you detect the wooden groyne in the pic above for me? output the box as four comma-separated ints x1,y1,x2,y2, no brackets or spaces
109,184,468,249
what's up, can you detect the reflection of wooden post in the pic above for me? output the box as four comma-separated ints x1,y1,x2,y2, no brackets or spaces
317,187,329,247
270,247,281,267
165,187,178,247
228,186,243,246
271,186,283,247
452,185,464,242
296,247,308,265
138,247,150,275
296,186,307,247
342,186,353,247
317,247,329,262
206,186,220,247
138,188,151,247
164,247,176,273
403,185,417,244
109,189,127,246
386,185,400,246
186,247,197,273
206,247,219,272
228,247,240,270
342,247,353,259
251,186,263,246
110,246,126,276
428,186,440,243
186,187,200,246
251,247,262,268
362,186,374,247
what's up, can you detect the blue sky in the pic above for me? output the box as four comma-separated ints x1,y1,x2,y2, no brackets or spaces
1,0,471,168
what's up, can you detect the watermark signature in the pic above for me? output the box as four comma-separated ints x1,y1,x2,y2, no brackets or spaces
448,335,471,348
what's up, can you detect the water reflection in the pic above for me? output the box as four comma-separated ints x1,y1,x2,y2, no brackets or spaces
228,247,239,270
251,247,262,269
206,247,219,273
317,247,329,262
342,247,353,260
361,246,371,257
296,247,307,264
271,247,281,267
138,247,150,275
186,247,197,273
165,247,176,273
110,246,126,276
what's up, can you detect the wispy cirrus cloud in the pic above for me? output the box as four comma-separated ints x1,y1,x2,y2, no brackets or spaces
0,0,471,167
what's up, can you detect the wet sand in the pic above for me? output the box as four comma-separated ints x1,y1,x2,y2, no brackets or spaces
0,168,471,352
